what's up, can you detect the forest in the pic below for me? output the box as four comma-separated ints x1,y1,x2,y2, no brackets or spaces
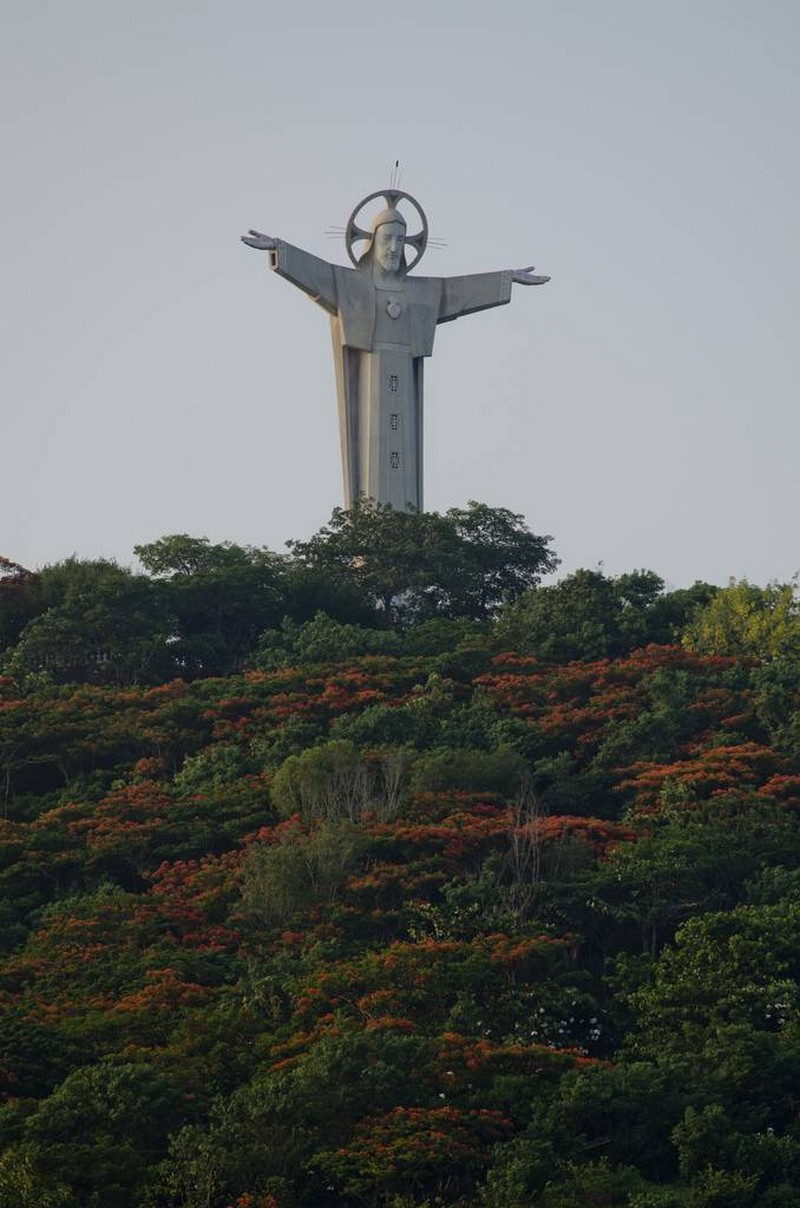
1,500,800,1207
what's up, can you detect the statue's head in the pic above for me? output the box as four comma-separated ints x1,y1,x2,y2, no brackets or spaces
366,208,406,274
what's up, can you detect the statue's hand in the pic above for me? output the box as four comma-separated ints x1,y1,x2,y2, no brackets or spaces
512,265,550,285
241,230,277,251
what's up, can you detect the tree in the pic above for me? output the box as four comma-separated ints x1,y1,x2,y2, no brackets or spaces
271,739,413,823
240,818,365,926
271,740,370,822
280,561,379,628
22,1062,181,1207
252,611,401,669
287,499,557,624
497,569,714,662
498,569,628,661
134,535,287,676
534,1159,661,1207
682,579,800,659
410,745,527,797
4,559,173,687
133,534,267,579
0,556,42,653
0,1145,75,1208
589,798,799,954
622,899,800,1143
673,1103,800,1197
287,500,460,621
443,501,558,620
749,656,800,759
639,581,718,646
315,1105,511,1203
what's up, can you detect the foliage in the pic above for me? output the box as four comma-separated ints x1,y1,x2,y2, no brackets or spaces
682,577,800,659
0,557,41,653
241,818,366,925
5,560,174,688
498,569,716,662
134,535,288,678
4,521,800,1204
271,739,414,823
286,498,557,623
252,611,401,670
439,501,558,621
409,745,527,796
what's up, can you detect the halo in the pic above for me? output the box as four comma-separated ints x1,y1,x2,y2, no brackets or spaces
345,189,429,271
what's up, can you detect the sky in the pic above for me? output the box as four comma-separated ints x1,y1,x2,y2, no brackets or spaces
2,0,798,589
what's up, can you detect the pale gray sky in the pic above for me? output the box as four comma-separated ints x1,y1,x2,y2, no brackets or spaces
2,1,798,588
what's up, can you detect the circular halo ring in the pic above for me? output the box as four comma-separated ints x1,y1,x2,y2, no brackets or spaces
345,189,429,271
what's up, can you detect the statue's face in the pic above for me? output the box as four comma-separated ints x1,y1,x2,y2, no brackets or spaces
373,221,405,273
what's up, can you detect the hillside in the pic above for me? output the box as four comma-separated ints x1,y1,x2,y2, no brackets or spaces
2,512,800,1206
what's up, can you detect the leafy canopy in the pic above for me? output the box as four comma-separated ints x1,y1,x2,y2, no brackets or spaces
288,499,557,623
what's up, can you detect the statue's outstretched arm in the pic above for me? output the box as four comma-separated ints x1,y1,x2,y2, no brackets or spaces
242,230,338,314
512,265,550,285
241,230,276,250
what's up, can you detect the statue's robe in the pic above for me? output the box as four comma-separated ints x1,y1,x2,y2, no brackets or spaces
270,241,512,510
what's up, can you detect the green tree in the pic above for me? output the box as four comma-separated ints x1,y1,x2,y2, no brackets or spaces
590,798,799,954
640,581,718,646
240,818,365,926
271,739,370,822
497,568,642,661
22,1062,181,1208
4,559,173,687
410,745,527,796
536,1159,655,1207
281,560,379,628
271,739,413,823
749,656,800,758
134,534,287,676
623,900,800,1122
287,500,461,621
0,1145,75,1208
498,569,715,662
133,534,266,578
682,579,800,659
252,610,401,669
441,501,558,621
673,1103,800,1193
0,556,42,653
287,499,556,624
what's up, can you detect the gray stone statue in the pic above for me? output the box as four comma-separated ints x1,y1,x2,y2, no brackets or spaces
242,189,549,511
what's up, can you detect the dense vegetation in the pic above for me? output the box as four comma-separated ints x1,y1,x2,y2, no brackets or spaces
1,503,799,1206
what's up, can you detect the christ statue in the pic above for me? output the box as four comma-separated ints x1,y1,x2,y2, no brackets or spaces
242,188,549,512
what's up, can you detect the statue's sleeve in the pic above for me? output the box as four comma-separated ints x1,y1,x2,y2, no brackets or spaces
437,270,513,324
270,240,338,314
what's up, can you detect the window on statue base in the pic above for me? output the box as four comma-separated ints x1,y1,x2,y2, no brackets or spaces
390,452,400,469
388,374,399,393
390,413,399,430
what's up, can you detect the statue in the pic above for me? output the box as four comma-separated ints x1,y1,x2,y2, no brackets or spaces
242,188,549,512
